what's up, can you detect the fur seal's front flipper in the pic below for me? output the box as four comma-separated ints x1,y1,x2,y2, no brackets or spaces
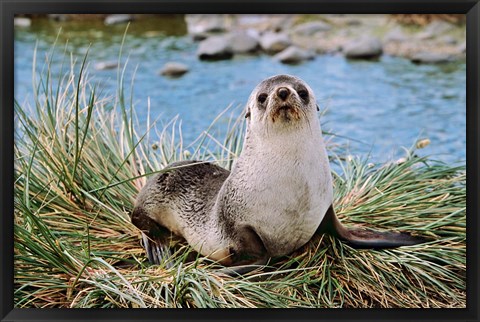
316,205,430,248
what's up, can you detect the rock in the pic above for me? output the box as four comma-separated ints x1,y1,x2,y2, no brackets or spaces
410,52,453,64
239,15,294,33
259,32,291,54
228,31,259,54
236,15,266,26
416,138,431,149
264,16,295,32
144,31,163,38
425,20,456,35
185,14,230,40
190,33,209,41
94,61,118,70
384,27,408,43
197,36,233,60
396,157,407,165
441,35,458,45
315,41,342,54
416,31,435,40
345,18,362,26
343,36,383,59
159,62,189,77
48,14,69,22
185,14,228,33
14,17,31,28
274,46,315,64
104,14,133,25
416,20,456,40
292,21,331,36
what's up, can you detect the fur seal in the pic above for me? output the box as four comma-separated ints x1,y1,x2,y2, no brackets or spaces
131,74,427,275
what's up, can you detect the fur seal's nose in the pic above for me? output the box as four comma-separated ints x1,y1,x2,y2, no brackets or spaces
277,87,290,101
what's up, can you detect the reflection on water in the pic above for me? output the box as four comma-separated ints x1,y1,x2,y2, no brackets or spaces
14,16,466,165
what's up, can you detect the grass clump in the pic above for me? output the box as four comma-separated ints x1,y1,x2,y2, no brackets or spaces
14,46,465,308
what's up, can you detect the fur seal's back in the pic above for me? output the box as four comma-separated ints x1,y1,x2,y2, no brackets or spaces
132,161,232,263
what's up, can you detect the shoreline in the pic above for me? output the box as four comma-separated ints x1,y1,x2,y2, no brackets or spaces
14,14,466,65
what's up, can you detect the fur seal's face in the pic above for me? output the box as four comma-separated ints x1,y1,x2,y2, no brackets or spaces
245,75,318,130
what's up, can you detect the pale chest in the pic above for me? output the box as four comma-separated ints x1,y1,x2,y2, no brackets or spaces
237,141,333,255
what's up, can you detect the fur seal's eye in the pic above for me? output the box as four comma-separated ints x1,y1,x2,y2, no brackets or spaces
297,90,309,100
257,93,268,104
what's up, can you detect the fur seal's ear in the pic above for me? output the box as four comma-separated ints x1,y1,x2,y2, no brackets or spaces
316,104,320,111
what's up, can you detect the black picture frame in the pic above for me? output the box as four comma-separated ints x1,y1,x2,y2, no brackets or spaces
1,1,478,321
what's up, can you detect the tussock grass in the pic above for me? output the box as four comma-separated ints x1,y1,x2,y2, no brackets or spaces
14,46,465,308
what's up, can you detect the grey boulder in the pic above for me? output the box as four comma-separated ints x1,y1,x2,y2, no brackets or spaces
292,21,331,36
197,36,233,60
343,36,383,59
228,31,260,54
383,27,408,43
185,14,229,40
259,32,291,54
410,52,453,64
274,46,315,64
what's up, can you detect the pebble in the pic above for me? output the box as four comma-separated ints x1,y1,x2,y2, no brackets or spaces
104,14,133,26
14,17,31,28
416,138,431,149
144,31,163,38
94,61,118,70
396,157,407,165
159,62,189,77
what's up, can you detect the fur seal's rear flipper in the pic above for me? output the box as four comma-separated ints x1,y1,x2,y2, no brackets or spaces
317,205,430,248
141,233,173,267
131,207,173,267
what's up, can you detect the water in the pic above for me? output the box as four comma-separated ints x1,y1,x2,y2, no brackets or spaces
14,16,466,165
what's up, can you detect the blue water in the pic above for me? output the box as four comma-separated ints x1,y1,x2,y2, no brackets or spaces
14,16,466,165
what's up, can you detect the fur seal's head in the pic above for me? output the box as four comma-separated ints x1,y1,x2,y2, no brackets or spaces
245,75,319,129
